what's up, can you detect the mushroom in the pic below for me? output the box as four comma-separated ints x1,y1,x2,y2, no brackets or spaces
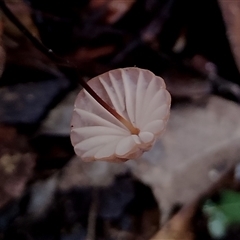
70,67,171,162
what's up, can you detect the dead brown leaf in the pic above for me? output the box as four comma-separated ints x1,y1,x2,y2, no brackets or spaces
0,11,6,77
150,202,196,240
67,45,116,63
5,39,59,76
4,0,39,40
89,0,135,24
218,0,240,72
163,64,211,101
2,0,59,76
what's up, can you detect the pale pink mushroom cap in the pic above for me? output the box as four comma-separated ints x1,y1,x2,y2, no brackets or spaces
70,67,171,162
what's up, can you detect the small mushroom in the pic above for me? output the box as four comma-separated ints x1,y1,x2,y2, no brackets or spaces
70,67,171,162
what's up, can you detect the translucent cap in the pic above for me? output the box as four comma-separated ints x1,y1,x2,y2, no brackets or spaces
70,67,171,162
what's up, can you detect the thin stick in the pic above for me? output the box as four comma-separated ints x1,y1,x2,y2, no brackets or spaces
0,0,139,134
0,0,59,62
86,189,98,240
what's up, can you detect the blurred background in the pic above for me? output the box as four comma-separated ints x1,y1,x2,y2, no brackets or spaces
0,0,240,239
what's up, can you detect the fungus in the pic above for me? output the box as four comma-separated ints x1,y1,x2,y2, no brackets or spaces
70,67,171,162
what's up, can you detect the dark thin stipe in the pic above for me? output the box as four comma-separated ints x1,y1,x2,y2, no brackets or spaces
0,0,139,134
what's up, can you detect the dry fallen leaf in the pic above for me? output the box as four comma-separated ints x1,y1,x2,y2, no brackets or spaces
218,0,240,72
150,202,196,240
2,0,58,75
89,0,136,24
4,0,39,39
163,63,211,101
0,11,6,77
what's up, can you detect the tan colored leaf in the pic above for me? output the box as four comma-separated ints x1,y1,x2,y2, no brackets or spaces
68,45,116,62
89,0,135,24
218,0,240,72
3,0,57,74
4,0,39,39
150,202,196,240
0,11,6,77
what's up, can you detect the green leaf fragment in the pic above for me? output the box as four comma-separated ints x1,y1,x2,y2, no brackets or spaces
203,190,240,239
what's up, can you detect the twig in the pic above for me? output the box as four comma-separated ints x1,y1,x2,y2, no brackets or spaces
0,0,62,63
86,189,99,240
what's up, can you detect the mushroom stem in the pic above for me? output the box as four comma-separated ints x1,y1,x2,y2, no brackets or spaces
81,80,140,134
0,1,139,135
118,116,140,135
